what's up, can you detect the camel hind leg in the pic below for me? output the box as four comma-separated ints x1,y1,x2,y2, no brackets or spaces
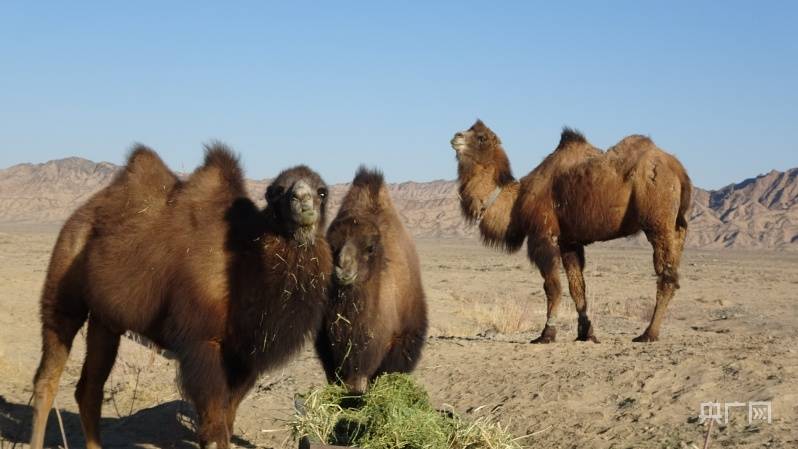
30,311,87,449
75,317,121,449
635,228,681,342
561,244,598,342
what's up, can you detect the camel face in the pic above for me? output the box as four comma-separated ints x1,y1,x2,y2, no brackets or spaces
328,217,382,286
450,119,500,165
266,165,329,244
290,179,320,226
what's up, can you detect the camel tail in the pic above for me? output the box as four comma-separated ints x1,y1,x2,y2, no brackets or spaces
677,170,692,230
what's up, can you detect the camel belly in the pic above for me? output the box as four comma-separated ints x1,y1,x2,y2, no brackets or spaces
553,167,640,243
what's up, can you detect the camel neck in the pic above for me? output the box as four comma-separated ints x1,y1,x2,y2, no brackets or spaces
478,186,503,221
458,164,507,219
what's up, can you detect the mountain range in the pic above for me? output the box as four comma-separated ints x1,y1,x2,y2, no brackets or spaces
1,157,796,250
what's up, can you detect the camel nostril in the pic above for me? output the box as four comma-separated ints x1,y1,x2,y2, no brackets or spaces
454,132,464,138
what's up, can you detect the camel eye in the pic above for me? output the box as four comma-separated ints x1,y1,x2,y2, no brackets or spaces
317,187,328,198
366,244,375,255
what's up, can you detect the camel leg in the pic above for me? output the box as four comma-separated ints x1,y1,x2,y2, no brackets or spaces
529,240,561,344
372,323,427,378
179,341,230,449
75,318,120,449
225,373,256,438
635,230,680,342
314,328,338,383
561,244,598,343
30,315,86,449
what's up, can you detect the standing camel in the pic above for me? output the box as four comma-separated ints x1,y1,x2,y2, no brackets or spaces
315,167,427,393
30,144,332,449
450,120,691,343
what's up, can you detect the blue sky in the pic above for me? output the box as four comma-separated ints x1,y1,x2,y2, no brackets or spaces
0,1,795,188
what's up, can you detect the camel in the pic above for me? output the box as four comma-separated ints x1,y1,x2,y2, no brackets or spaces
30,144,332,449
315,167,427,393
450,120,691,343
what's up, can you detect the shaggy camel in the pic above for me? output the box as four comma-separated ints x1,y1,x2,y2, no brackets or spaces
450,120,691,343
315,167,427,393
30,145,332,449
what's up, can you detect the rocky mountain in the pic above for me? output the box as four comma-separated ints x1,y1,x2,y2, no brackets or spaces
688,168,798,250
1,158,796,250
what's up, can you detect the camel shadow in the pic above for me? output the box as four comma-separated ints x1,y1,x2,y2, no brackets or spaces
0,396,256,448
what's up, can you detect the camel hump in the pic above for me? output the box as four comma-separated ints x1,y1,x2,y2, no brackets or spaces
619,134,654,146
557,127,587,150
125,144,172,177
201,141,245,192
126,144,161,168
352,165,385,200
122,144,177,189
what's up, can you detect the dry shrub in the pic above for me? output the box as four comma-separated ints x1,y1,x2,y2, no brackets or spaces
465,296,542,335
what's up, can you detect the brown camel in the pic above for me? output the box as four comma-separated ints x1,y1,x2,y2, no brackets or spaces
30,144,332,449
450,120,691,343
315,167,428,393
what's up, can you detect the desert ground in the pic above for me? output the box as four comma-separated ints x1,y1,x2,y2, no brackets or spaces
0,229,796,448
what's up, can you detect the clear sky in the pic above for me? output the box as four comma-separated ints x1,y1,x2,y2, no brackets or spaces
0,1,795,189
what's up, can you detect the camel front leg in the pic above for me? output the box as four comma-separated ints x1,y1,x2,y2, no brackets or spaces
529,239,561,344
179,341,231,449
225,371,256,438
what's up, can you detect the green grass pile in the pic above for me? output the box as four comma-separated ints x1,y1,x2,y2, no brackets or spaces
290,373,524,449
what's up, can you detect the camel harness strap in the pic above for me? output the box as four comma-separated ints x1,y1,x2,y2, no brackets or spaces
477,186,503,221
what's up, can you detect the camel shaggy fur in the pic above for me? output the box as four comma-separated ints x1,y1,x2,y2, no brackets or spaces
450,120,691,343
315,167,427,393
30,144,332,449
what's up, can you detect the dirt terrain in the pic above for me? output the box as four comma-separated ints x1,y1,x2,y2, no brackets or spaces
0,230,796,448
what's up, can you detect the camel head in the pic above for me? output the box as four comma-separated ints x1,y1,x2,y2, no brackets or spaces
327,215,384,287
450,119,504,163
266,165,329,245
451,119,514,187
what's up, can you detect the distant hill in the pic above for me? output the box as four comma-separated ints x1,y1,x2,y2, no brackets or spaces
1,157,796,250
688,168,798,249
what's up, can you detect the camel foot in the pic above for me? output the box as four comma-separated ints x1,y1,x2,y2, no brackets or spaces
632,332,659,343
576,317,598,343
576,334,600,343
530,325,556,344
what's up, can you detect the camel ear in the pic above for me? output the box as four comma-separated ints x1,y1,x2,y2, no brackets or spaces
266,184,284,203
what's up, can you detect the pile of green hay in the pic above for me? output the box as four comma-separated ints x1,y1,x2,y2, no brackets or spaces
290,373,524,449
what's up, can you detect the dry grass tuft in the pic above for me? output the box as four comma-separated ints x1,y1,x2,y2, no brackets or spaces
465,296,542,335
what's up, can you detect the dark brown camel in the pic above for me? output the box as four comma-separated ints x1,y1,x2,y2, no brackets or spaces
30,144,332,449
450,120,691,343
315,167,427,393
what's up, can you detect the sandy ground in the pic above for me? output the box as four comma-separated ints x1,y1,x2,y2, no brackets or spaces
0,230,796,448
